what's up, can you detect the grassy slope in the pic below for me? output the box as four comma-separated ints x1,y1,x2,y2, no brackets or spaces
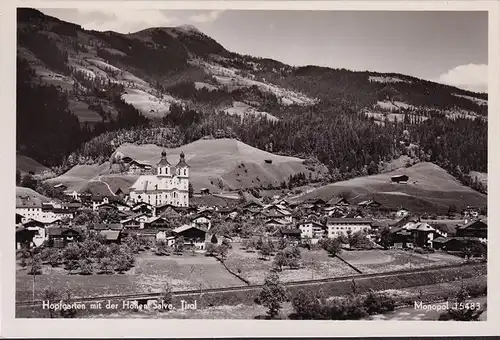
16,154,50,175
44,138,327,193
296,162,486,213
16,186,52,202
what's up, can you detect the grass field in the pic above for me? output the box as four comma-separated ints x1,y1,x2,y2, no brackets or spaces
296,162,487,214
224,245,358,284
338,250,463,274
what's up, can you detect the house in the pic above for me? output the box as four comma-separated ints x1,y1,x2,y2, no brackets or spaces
15,226,39,249
456,219,487,241
404,222,436,248
391,174,409,183
96,202,119,213
173,225,207,250
144,216,170,229
326,218,373,239
395,209,410,218
327,197,350,207
279,228,302,244
242,201,263,210
131,202,155,216
92,223,123,231
16,197,75,224
127,159,152,175
200,188,210,195
297,220,325,243
358,199,382,209
46,227,83,248
431,223,457,238
190,214,211,230
432,236,485,253
157,205,181,219
121,213,151,229
265,217,291,228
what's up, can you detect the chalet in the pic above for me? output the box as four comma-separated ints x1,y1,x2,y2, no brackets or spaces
265,218,290,228
127,160,152,175
176,206,198,216
17,218,48,248
271,198,290,207
279,228,302,243
131,202,155,216
173,225,207,250
46,227,83,248
395,209,409,218
456,219,487,240
16,226,38,250
404,222,436,248
326,218,373,239
96,202,119,213
190,214,211,230
297,220,325,242
144,216,170,229
157,205,181,219
92,223,123,231
391,174,409,184
242,201,263,210
200,188,210,195
327,197,350,207
390,227,413,248
121,213,150,229
432,237,486,254
358,199,382,209
54,183,67,191
431,223,457,238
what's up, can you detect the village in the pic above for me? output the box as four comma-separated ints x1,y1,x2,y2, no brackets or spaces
16,151,488,256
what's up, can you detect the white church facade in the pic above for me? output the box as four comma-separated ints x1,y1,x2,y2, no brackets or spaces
128,150,190,207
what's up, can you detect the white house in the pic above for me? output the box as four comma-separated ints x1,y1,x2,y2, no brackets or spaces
297,220,325,243
326,218,373,239
128,151,190,207
16,198,74,224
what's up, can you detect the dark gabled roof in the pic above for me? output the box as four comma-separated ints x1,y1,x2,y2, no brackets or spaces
46,227,83,236
93,223,122,230
280,228,302,235
458,219,487,230
432,223,458,235
327,197,349,206
297,220,324,227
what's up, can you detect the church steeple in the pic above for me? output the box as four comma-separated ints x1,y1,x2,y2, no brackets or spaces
157,149,171,176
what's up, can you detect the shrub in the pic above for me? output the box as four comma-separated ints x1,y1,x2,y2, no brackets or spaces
28,254,42,275
325,296,368,320
99,257,114,274
363,291,396,315
292,290,326,319
78,259,94,275
466,282,487,298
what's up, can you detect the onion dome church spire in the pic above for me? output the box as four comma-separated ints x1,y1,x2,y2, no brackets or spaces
157,149,170,166
176,151,189,168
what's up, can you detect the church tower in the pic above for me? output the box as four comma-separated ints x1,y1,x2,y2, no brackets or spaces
157,150,171,177
176,151,190,207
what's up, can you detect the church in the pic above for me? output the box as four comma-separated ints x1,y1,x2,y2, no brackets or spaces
128,150,190,207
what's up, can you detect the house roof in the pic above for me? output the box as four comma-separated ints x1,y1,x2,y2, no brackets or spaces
327,197,349,206
326,218,373,225
280,228,302,235
16,197,43,208
265,218,290,225
93,223,122,230
432,223,457,235
458,219,487,230
100,230,121,241
297,220,324,227
46,227,83,236
173,224,206,234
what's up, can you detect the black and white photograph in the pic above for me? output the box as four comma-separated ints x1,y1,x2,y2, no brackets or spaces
2,0,499,336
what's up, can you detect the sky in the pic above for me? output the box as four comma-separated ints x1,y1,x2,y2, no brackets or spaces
38,9,488,93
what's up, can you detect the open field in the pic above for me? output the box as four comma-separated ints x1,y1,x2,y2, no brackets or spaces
16,187,52,202
296,162,486,214
338,250,463,273
224,245,358,284
68,99,103,125
223,101,279,122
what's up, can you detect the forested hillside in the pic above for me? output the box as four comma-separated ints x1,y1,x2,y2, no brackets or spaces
16,8,487,192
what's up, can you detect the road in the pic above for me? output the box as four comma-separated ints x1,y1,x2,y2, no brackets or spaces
367,296,487,321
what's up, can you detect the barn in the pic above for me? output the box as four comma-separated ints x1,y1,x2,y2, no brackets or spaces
391,174,409,183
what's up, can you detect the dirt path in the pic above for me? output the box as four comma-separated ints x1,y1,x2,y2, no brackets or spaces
89,175,116,196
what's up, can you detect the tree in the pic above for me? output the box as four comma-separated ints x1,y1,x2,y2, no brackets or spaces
28,254,42,275
175,236,185,254
42,287,62,318
258,272,288,319
378,227,392,249
48,250,62,267
205,242,217,256
16,169,21,185
216,243,230,261
20,174,38,190
292,289,327,319
321,238,342,257
78,259,94,275
59,290,78,318
73,210,99,226
210,234,218,244
259,241,272,260
447,204,458,218
188,183,194,198
439,285,485,321
160,283,174,312
98,209,121,223
99,257,114,274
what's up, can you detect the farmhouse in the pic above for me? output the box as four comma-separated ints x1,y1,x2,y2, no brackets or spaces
190,213,212,230
173,224,207,250
297,220,325,242
456,219,487,241
391,174,409,183
127,160,152,175
46,227,83,248
129,151,190,208
279,228,302,243
326,218,373,239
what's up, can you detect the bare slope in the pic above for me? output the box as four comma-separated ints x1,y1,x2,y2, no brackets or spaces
296,162,486,214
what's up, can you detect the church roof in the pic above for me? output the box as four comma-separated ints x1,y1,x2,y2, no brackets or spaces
157,150,170,166
176,151,189,168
